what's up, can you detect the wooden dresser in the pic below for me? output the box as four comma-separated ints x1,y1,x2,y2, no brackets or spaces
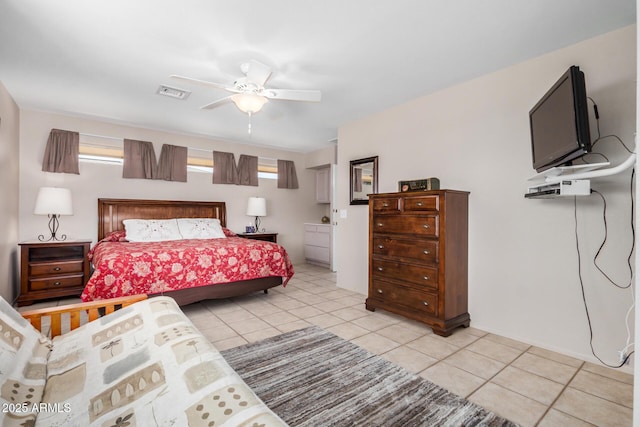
366,190,469,336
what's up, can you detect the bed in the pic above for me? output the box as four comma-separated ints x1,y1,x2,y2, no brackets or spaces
81,198,294,305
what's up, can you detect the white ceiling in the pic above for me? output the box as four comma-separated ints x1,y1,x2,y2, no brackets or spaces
0,0,635,152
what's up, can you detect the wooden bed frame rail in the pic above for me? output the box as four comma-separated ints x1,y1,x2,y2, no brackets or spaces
20,294,148,338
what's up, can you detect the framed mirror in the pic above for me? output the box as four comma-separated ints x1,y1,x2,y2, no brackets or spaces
350,156,378,205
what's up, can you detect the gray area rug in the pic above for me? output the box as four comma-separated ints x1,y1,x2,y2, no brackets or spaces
221,326,518,427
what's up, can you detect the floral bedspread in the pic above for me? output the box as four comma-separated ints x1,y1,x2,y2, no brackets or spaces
81,236,294,301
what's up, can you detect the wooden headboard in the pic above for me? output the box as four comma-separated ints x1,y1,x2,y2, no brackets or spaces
98,198,227,240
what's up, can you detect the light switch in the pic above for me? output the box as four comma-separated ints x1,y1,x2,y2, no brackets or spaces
340,209,347,219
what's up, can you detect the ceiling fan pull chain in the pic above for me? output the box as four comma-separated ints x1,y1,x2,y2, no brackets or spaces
247,111,252,135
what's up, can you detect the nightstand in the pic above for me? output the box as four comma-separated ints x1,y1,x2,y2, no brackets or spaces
18,240,91,306
237,232,278,244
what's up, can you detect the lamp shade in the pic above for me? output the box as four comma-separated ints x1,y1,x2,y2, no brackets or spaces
246,197,267,217
232,94,268,114
34,187,73,215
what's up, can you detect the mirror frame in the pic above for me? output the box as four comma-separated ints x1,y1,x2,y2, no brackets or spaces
349,156,378,205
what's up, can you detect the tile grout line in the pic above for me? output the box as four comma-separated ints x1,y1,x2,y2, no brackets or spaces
462,344,533,401
532,360,585,426
565,367,635,409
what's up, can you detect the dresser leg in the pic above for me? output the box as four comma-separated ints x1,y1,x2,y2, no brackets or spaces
432,314,471,336
365,300,376,312
432,327,453,337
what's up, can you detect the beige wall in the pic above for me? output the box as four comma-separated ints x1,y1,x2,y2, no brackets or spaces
18,110,326,264
305,145,337,169
0,82,20,301
337,25,637,366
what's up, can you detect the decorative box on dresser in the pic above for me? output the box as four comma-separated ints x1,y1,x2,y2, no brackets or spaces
366,190,469,336
18,240,91,306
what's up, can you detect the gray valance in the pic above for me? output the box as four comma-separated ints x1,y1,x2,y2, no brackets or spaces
123,139,157,179
212,151,238,184
42,129,79,174
156,144,187,182
277,159,299,189
237,155,258,186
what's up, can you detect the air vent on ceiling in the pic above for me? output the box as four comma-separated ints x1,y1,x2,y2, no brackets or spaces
157,84,191,100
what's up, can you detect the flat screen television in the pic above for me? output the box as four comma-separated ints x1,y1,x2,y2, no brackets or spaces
529,65,591,172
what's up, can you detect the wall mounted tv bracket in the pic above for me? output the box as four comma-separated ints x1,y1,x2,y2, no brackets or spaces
543,152,636,184
525,152,636,199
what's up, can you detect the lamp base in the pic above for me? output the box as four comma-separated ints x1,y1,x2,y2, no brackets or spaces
254,216,262,233
38,214,67,242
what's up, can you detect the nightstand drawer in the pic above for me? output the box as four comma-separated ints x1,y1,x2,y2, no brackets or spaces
29,260,84,276
29,274,85,291
28,245,85,262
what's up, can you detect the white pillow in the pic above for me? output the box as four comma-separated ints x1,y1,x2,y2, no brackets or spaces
177,218,226,239
123,219,183,242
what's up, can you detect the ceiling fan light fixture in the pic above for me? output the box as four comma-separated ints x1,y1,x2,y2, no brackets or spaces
231,93,268,114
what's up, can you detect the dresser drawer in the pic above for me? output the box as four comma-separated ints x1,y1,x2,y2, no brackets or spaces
29,260,84,277
372,215,438,237
373,237,438,263
403,195,439,212
372,197,400,213
370,279,438,317
372,258,438,289
305,245,330,263
304,224,331,233
29,274,84,291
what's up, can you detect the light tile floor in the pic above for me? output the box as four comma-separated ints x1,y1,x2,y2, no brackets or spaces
26,263,633,426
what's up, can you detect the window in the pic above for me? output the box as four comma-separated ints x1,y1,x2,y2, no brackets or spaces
78,134,278,179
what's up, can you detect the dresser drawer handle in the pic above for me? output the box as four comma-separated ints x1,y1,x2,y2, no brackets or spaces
377,267,384,271
423,250,430,255
53,267,62,271
377,223,384,227
423,301,429,306
377,244,384,249
416,202,423,206
382,202,389,207
423,276,429,281
53,281,61,286
423,224,430,229
377,289,383,294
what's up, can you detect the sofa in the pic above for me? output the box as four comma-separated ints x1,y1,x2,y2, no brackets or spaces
0,295,287,426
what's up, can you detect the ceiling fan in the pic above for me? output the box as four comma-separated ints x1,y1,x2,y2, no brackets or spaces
170,60,322,115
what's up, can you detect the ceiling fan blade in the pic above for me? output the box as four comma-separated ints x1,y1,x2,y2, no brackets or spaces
246,60,272,86
170,74,232,91
200,96,233,110
263,89,321,102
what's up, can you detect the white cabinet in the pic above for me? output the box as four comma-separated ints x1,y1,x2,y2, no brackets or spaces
315,167,331,203
304,223,331,266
